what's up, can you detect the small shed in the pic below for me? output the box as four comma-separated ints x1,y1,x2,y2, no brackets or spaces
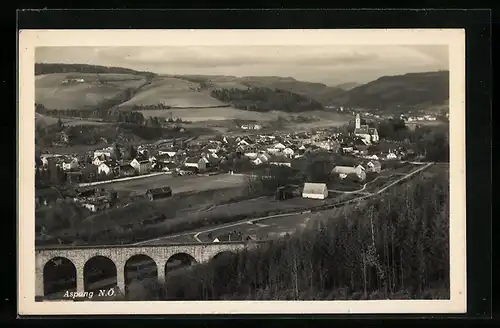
302,182,329,200
145,186,172,201
275,184,299,201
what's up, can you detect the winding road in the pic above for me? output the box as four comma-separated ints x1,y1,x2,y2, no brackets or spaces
133,162,433,245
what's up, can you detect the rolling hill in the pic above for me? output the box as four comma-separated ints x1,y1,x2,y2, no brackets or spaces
335,82,361,91
35,72,150,110
173,75,345,106
35,63,155,76
331,71,449,112
34,63,449,119
117,76,227,110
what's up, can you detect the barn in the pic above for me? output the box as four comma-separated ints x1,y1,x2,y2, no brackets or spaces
302,182,329,200
145,186,172,201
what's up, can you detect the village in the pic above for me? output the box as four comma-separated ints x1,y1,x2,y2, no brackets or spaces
35,112,430,219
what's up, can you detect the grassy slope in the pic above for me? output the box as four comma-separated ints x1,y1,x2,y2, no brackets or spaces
117,76,227,109
35,73,148,110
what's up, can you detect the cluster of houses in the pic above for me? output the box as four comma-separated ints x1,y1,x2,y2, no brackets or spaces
240,123,263,130
72,187,115,212
60,78,85,84
401,114,437,122
38,115,411,186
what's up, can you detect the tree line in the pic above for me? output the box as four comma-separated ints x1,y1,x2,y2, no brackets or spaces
121,170,449,301
210,87,325,112
35,63,155,77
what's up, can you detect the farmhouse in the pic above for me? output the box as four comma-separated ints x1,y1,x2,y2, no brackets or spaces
119,164,136,177
157,148,178,157
302,182,329,200
331,165,366,181
130,158,152,175
269,155,292,167
61,158,79,171
97,163,111,176
252,153,271,166
275,184,299,201
184,157,207,170
283,147,295,158
145,186,172,201
386,152,398,160
160,162,178,172
367,160,382,173
82,200,110,212
93,147,114,159
92,155,107,166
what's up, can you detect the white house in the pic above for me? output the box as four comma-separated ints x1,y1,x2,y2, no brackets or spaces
367,160,382,173
237,139,250,147
61,158,79,171
302,182,329,200
184,157,207,170
244,151,258,159
331,165,366,181
386,152,398,160
283,147,295,158
97,163,111,175
269,157,292,167
92,155,107,166
93,148,114,159
252,153,270,166
157,149,177,157
130,158,152,175
273,142,286,150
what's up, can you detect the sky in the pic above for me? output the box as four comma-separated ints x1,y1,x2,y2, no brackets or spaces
36,45,449,86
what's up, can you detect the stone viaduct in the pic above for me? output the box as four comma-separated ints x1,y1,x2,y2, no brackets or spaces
36,241,263,297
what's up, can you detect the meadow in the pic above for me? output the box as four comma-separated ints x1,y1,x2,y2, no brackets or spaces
118,77,226,109
102,173,247,195
35,73,148,110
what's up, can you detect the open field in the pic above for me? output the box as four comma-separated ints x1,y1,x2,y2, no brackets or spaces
103,173,247,195
138,106,278,122
35,73,148,110
118,76,225,109
140,108,351,129
36,114,111,127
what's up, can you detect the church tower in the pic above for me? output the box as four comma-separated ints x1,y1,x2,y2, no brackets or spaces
355,113,361,129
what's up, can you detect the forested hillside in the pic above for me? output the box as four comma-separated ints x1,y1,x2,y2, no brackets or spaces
331,71,449,111
121,169,450,301
35,63,155,77
210,87,325,112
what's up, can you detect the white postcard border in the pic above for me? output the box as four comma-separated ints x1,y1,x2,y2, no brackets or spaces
18,29,466,315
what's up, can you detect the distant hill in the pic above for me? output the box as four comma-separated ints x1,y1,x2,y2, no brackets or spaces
331,71,449,112
170,74,345,107
335,82,361,91
35,72,151,110
34,64,449,118
35,63,155,77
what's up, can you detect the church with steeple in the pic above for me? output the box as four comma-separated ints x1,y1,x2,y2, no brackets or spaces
353,113,379,144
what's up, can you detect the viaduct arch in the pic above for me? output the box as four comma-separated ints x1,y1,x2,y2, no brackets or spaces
35,241,261,297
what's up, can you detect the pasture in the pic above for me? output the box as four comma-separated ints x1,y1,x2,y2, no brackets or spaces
103,173,247,195
138,107,279,122
118,77,226,109
35,73,147,110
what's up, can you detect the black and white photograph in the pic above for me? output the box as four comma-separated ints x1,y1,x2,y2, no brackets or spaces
18,29,466,315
